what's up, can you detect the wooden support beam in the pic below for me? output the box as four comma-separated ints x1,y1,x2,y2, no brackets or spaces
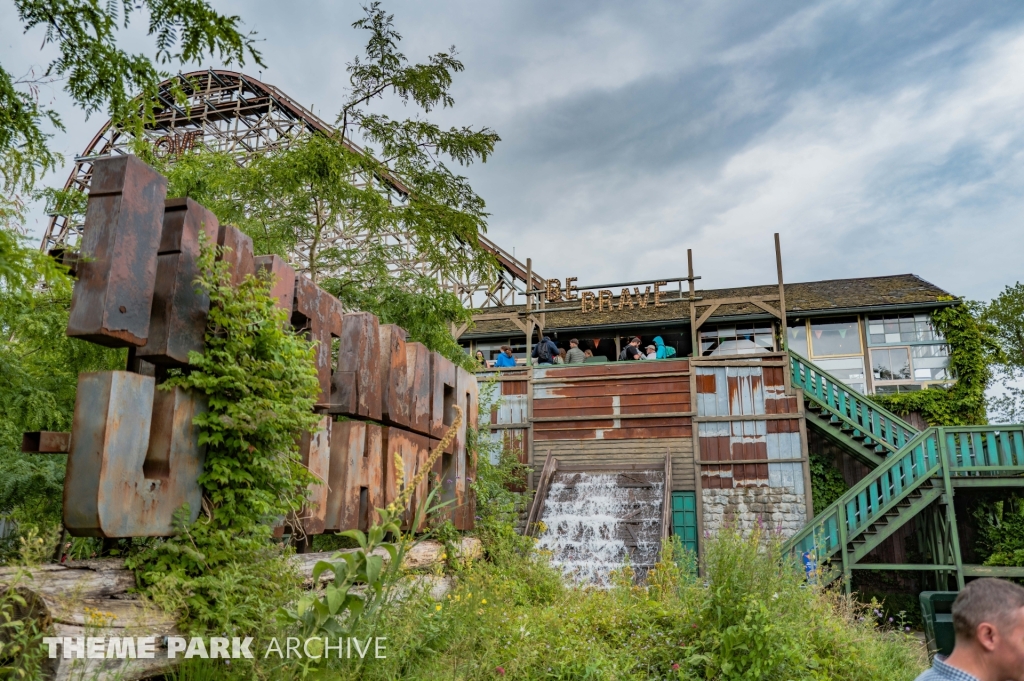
662,453,672,540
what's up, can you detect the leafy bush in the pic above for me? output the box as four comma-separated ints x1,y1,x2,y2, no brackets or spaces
126,242,321,635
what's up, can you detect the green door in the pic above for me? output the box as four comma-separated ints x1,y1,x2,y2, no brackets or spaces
671,491,698,554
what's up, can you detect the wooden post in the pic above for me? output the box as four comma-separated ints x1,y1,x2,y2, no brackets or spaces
688,249,698,357
662,452,673,539
525,258,533,365
774,234,789,352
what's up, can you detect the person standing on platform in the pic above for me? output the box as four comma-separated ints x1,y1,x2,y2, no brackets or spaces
532,335,559,365
914,578,1024,681
622,337,644,361
493,346,517,368
566,339,586,364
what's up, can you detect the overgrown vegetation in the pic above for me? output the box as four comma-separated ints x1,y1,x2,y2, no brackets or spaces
809,451,849,514
874,302,1001,426
973,493,1024,568
125,242,321,635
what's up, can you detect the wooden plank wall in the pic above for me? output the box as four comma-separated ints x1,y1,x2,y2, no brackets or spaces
532,438,694,491
532,359,692,441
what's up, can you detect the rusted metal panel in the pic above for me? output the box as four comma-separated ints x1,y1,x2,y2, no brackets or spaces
333,312,382,420
406,342,433,436
216,224,255,285
254,254,296,312
68,156,168,347
137,198,220,365
430,354,457,440
325,420,384,531
64,371,204,537
293,275,344,408
451,367,478,530
299,416,331,535
384,427,430,530
22,431,71,453
379,325,412,428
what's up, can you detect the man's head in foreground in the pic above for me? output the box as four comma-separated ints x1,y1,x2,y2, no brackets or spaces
943,578,1024,681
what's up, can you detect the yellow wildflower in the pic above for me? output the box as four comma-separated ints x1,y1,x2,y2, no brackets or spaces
481,599,487,604
436,604,442,611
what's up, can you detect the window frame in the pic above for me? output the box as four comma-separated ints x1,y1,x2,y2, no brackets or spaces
807,316,864,359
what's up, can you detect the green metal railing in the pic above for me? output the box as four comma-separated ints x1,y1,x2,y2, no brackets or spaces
790,353,918,458
786,428,940,560
784,423,1024,587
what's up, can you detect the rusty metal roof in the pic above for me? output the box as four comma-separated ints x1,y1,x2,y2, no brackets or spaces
465,273,955,338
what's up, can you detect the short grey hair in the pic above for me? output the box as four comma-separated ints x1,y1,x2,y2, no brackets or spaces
953,578,1024,640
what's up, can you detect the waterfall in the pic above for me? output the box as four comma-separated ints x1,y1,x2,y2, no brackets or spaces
536,471,664,586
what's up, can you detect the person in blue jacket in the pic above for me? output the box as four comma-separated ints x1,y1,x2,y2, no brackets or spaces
653,336,677,359
493,345,517,367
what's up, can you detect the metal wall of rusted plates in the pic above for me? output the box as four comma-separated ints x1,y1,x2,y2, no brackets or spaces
483,369,530,466
532,360,691,440
695,364,804,492
57,155,477,539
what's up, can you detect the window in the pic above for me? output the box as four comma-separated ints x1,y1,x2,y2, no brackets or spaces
787,324,808,357
813,357,866,394
874,384,922,395
911,344,952,381
809,317,861,357
867,314,944,345
700,323,774,356
871,348,911,381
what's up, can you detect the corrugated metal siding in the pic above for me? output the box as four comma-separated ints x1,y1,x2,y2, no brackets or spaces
478,370,530,467
696,365,803,493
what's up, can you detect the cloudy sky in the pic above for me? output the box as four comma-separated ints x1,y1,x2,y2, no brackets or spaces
4,0,1024,301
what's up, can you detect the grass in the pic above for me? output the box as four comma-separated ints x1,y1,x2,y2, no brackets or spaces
170,521,926,680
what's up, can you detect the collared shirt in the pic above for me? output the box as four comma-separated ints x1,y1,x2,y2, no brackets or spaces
914,656,979,681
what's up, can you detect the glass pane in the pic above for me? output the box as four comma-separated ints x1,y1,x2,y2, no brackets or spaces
788,324,808,357
911,344,949,358
810,317,861,356
755,333,774,348
883,318,899,334
872,348,911,380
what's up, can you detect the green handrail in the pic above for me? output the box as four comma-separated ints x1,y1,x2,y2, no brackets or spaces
942,425,1024,476
785,427,940,559
790,352,918,456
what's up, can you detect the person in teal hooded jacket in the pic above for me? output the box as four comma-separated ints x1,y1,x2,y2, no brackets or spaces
653,336,676,359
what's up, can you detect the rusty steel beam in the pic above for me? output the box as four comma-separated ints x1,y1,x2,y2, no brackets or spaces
67,156,168,347
325,421,384,531
299,416,332,535
379,324,411,428
254,254,296,312
406,342,433,437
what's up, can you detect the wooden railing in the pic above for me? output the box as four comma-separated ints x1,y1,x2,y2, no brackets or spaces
789,352,918,456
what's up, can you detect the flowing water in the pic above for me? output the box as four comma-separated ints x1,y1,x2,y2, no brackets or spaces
536,470,664,586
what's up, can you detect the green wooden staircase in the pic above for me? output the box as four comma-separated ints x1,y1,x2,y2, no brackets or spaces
784,353,1024,590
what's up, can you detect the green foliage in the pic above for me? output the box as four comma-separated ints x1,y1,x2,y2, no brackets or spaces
126,243,321,633
810,452,849,515
2,0,261,201
986,282,1024,370
874,303,1000,426
974,494,1024,567
153,3,499,367
322,527,924,680
0,281,124,561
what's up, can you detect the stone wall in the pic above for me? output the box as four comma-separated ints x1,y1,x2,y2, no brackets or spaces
702,486,807,538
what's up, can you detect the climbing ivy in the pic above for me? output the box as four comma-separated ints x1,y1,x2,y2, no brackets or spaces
873,302,1002,426
126,242,322,633
809,452,848,514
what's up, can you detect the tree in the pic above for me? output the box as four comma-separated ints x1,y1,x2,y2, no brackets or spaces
159,3,500,365
0,0,263,552
986,283,1024,371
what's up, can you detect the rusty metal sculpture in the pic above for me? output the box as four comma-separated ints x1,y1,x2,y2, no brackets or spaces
29,155,478,540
